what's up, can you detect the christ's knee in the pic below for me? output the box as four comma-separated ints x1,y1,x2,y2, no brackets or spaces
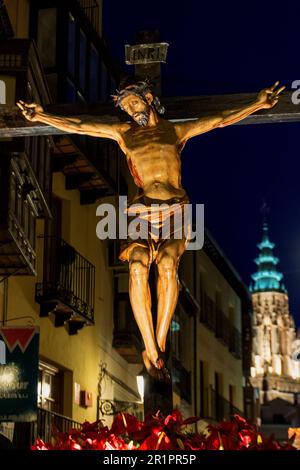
157,253,177,280
129,248,150,281
129,259,149,281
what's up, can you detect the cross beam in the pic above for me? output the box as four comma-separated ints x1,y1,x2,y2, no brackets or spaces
0,91,298,138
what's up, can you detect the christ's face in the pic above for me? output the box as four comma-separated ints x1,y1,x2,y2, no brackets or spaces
120,94,151,126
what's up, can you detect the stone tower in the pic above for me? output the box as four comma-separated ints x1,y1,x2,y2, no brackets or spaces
250,223,300,425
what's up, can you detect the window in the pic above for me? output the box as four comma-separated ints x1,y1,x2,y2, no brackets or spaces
38,361,63,414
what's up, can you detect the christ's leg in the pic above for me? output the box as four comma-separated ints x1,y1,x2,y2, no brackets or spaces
128,246,160,369
156,239,186,353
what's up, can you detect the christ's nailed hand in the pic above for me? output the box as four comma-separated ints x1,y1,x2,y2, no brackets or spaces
16,100,44,122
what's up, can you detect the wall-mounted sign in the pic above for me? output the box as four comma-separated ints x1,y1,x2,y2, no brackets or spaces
125,43,169,65
0,327,39,422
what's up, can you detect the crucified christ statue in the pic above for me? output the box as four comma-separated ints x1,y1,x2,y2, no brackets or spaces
17,79,284,381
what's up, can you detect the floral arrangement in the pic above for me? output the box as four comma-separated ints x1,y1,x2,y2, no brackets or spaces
32,410,296,451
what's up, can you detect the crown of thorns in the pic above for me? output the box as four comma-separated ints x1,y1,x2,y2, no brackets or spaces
111,79,165,114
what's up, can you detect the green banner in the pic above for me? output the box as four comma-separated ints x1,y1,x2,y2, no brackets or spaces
0,327,39,422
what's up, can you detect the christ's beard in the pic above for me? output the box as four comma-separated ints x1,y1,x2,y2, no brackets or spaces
134,111,150,126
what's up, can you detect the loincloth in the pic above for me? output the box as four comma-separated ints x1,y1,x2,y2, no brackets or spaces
119,194,191,264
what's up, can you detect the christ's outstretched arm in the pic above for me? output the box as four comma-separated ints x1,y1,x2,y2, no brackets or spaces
175,81,285,147
16,100,127,143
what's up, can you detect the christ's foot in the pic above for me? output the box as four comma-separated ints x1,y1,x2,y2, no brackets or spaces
142,350,163,380
142,350,171,383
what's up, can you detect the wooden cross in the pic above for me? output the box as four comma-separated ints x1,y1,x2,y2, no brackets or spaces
0,90,298,138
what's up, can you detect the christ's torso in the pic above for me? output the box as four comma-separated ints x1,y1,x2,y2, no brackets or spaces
120,119,186,200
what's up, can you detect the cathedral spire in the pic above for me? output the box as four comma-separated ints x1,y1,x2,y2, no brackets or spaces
250,222,286,293
249,205,300,422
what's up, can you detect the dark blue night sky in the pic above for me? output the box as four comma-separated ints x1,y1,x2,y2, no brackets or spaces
103,0,300,325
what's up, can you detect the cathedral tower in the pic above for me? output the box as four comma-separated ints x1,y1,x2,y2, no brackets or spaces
250,223,300,424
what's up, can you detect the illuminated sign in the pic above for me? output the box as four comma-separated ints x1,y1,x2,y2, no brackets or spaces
0,327,39,422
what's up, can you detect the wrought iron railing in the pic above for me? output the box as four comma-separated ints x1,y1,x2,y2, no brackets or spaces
0,39,53,215
0,39,53,276
0,154,37,275
12,407,82,448
36,237,95,322
36,407,82,443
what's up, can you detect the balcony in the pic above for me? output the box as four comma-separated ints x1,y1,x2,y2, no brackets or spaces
37,407,81,443
12,407,81,449
0,155,36,275
113,291,143,364
35,237,95,334
172,355,192,404
0,39,54,276
0,39,53,209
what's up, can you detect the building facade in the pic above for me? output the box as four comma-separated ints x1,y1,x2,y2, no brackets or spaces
250,223,300,431
0,0,252,446
178,230,252,425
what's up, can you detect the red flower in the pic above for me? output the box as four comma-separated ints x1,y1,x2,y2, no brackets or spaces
238,430,253,448
111,412,142,436
139,431,174,450
31,410,297,451
233,414,248,428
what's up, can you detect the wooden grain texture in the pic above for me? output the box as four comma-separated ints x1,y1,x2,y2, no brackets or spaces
0,91,298,137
